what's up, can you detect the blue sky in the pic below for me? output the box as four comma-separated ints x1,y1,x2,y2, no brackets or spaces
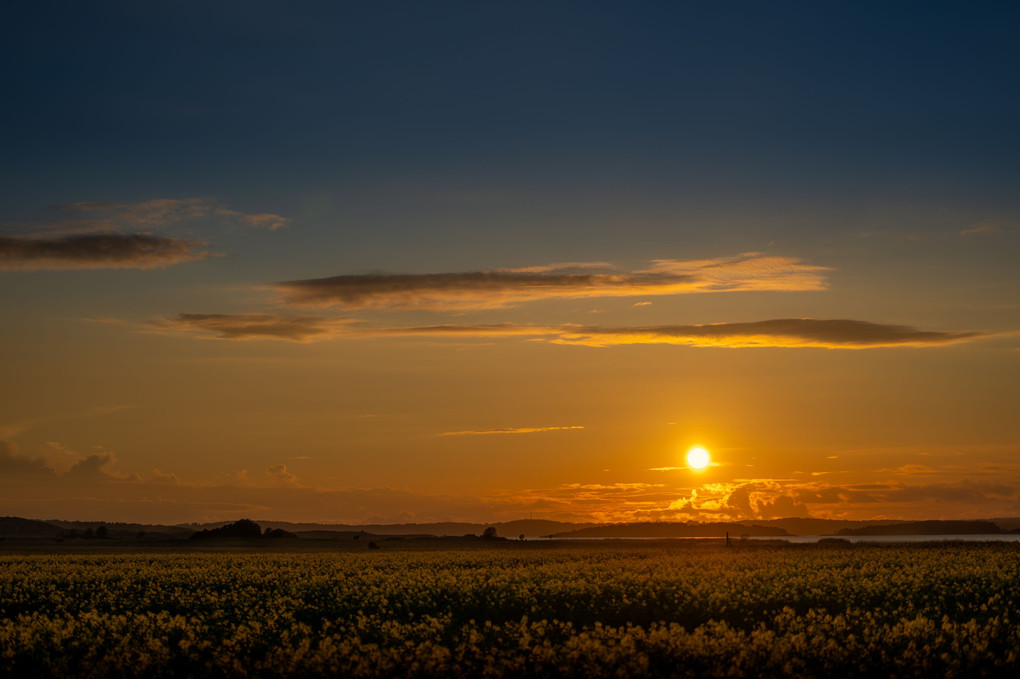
5,2,1019,223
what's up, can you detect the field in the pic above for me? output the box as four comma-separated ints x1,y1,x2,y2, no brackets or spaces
2,540,1019,677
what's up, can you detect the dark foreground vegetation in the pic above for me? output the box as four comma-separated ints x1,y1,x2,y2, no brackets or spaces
2,541,1019,677
189,519,297,540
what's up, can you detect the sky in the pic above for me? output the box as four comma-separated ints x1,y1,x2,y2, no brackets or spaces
1,1,1018,525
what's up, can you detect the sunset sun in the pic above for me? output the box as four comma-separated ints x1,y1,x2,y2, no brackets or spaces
686,447,711,470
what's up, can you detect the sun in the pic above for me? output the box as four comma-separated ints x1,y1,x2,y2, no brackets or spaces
686,446,711,470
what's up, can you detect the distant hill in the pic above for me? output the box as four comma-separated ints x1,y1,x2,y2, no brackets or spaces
547,522,788,538
182,519,592,540
991,517,1020,532
754,518,905,536
48,519,193,539
0,516,62,538
8,515,1020,541
837,520,1003,536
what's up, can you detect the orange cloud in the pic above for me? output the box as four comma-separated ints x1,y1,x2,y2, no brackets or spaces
551,319,985,348
154,314,356,342
266,464,299,486
3,452,1020,524
440,425,584,436
148,313,985,349
370,323,558,338
273,253,829,310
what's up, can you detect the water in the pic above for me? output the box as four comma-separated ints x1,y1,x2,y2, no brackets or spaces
750,534,1020,544
533,534,1020,543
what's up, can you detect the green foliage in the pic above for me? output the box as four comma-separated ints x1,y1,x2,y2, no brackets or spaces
2,543,1019,677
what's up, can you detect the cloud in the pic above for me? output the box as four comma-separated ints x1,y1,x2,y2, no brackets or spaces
148,313,985,349
33,198,290,235
272,253,829,310
0,234,212,270
497,262,614,273
150,469,180,484
212,207,290,231
0,198,288,270
440,426,584,437
725,486,755,517
883,464,937,475
380,318,983,349
3,452,1020,524
961,223,1001,236
551,319,984,349
0,440,55,476
958,221,1020,236
155,314,355,342
369,323,558,338
755,493,811,519
65,451,117,478
266,464,299,486
787,479,1020,516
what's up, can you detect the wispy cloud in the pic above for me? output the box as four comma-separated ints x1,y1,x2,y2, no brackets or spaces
0,198,289,270
0,234,212,271
272,253,829,310
153,314,356,342
959,221,1019,237
497,261,614,273
149,313,985,349
370,323,558,338
550,319,985,349
961,223,1002,236
375,319,982,349
30,198,290,236
440,426,584,437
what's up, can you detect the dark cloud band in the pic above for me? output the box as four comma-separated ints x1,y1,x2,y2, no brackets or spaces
552,319,986,348
274,254,829,310
157,314,354,341
0,234,211,270
155,313,983,348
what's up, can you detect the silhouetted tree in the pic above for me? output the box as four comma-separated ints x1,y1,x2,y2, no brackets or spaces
95,525,108,539
367,541,380,550
481,527,498,540
519,534,525,541
265,528,297,539
190,518,263,540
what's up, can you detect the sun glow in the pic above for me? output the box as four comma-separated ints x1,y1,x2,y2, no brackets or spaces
686,447,711,470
